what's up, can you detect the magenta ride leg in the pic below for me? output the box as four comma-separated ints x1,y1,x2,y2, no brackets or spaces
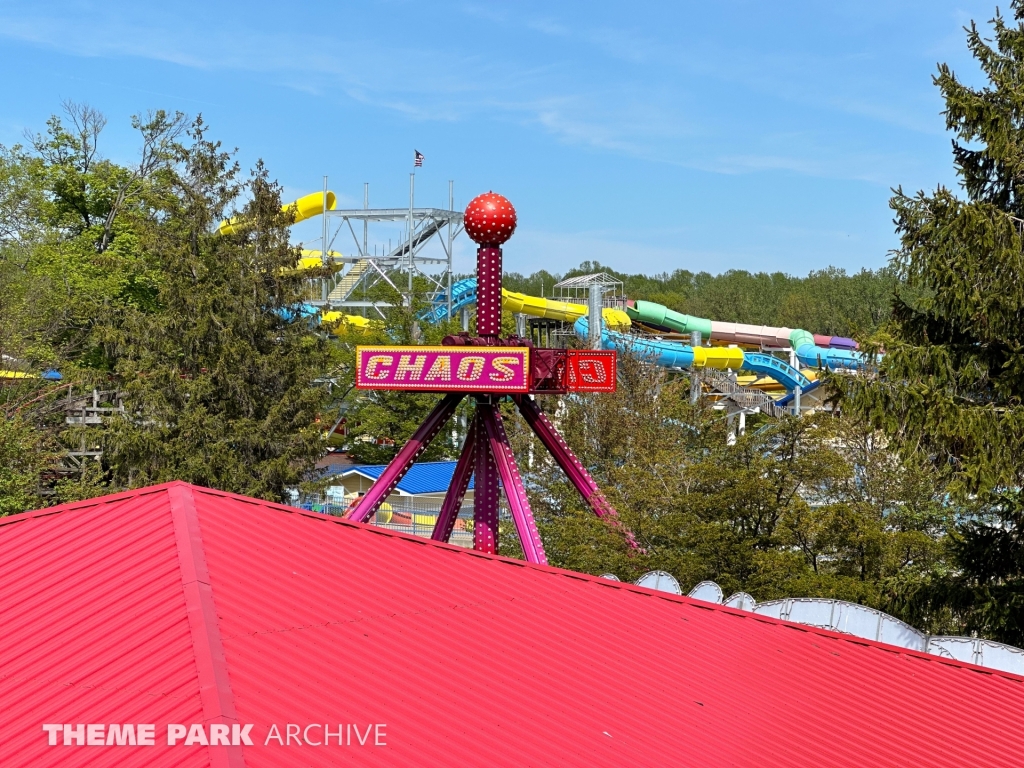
514,395,640,550
476,246,502,337
513,395,614,516
473,402,501,554
480,403,547,565
432,415,478,543
347,393,464,524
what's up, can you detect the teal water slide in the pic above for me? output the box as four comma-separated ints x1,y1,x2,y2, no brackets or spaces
424,279,866,392
625,300,865,371
573,316,813,392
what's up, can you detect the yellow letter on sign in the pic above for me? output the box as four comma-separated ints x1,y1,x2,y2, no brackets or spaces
491,356,521,382
457,356,485,381
425,355,452,382
365,355,394,380
395,354,427,381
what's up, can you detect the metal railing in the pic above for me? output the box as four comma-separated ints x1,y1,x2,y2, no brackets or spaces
292,498,511,549
696,369,786,417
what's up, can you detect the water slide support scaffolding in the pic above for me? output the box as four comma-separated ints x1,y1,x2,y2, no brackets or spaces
308,183,462,313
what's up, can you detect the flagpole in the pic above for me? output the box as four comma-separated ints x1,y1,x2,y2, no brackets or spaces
321,175,328,304
448,179,454,321
408,171,415,306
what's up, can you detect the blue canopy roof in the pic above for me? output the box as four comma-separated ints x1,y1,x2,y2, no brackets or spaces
330,461,478,495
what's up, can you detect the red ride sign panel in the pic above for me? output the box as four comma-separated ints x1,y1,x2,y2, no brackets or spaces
567,350,617,393
356,346,530,393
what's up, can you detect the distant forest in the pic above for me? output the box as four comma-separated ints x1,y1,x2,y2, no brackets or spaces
500,262,897,339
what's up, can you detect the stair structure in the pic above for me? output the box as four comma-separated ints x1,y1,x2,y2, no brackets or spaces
695,368,786,418
328,259,372,302
326,215,453,304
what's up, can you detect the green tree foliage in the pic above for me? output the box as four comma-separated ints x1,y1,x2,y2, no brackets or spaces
515,356,948,620
844,3,1024,645
19,103,186,365
97,124,338,498
0,105,337,508
0,375,109,511
0,412,56,516
504,262,895,338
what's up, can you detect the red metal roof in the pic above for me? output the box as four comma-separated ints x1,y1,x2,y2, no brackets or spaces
2,481,1023,767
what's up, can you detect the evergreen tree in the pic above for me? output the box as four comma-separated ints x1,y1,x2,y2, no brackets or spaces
1,107,345,508
97,119,338,500
1,103,184,510
846,4,1024,644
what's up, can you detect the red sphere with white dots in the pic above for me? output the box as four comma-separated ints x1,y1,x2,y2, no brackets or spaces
464,192,517,246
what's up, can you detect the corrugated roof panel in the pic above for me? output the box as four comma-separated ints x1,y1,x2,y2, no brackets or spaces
191,486,1024,767
0,489,208,768
3,482,1024,767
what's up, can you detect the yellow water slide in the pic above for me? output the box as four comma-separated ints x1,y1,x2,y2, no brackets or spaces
216,191,337,236
215,190,375,336
326,284,636,338
500,289,632,331
690,345,745,370
320,311,373,335
280,250,345,275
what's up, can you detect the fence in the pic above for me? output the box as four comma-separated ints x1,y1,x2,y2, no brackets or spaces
292,497,512,550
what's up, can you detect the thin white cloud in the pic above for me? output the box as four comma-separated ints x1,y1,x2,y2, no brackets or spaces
0,2,967,188
702,148,927,186
476,6,954,136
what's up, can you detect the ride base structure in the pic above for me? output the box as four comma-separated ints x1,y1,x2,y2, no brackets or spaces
345,193,623,565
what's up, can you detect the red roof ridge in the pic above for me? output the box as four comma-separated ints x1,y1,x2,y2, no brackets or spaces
6,481,1024,685
0,481,184,527
0,481,290,528
166,483,245,768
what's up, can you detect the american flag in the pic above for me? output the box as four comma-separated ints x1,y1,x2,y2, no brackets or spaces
414,150,424,167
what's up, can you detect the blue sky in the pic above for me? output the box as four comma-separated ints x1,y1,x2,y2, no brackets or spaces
0,1,1001,276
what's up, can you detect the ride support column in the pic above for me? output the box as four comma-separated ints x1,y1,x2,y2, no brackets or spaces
473,399,500,553
476,246,503,337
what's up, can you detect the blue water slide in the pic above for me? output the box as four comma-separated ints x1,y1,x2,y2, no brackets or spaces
576,317,810,391
790,329,864,370
420,278,478,323
794,345,864,370
574,317,696,367
742,353,812,391
277,302,320,322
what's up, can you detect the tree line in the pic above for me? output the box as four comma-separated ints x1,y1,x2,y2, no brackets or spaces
504,264,896,338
